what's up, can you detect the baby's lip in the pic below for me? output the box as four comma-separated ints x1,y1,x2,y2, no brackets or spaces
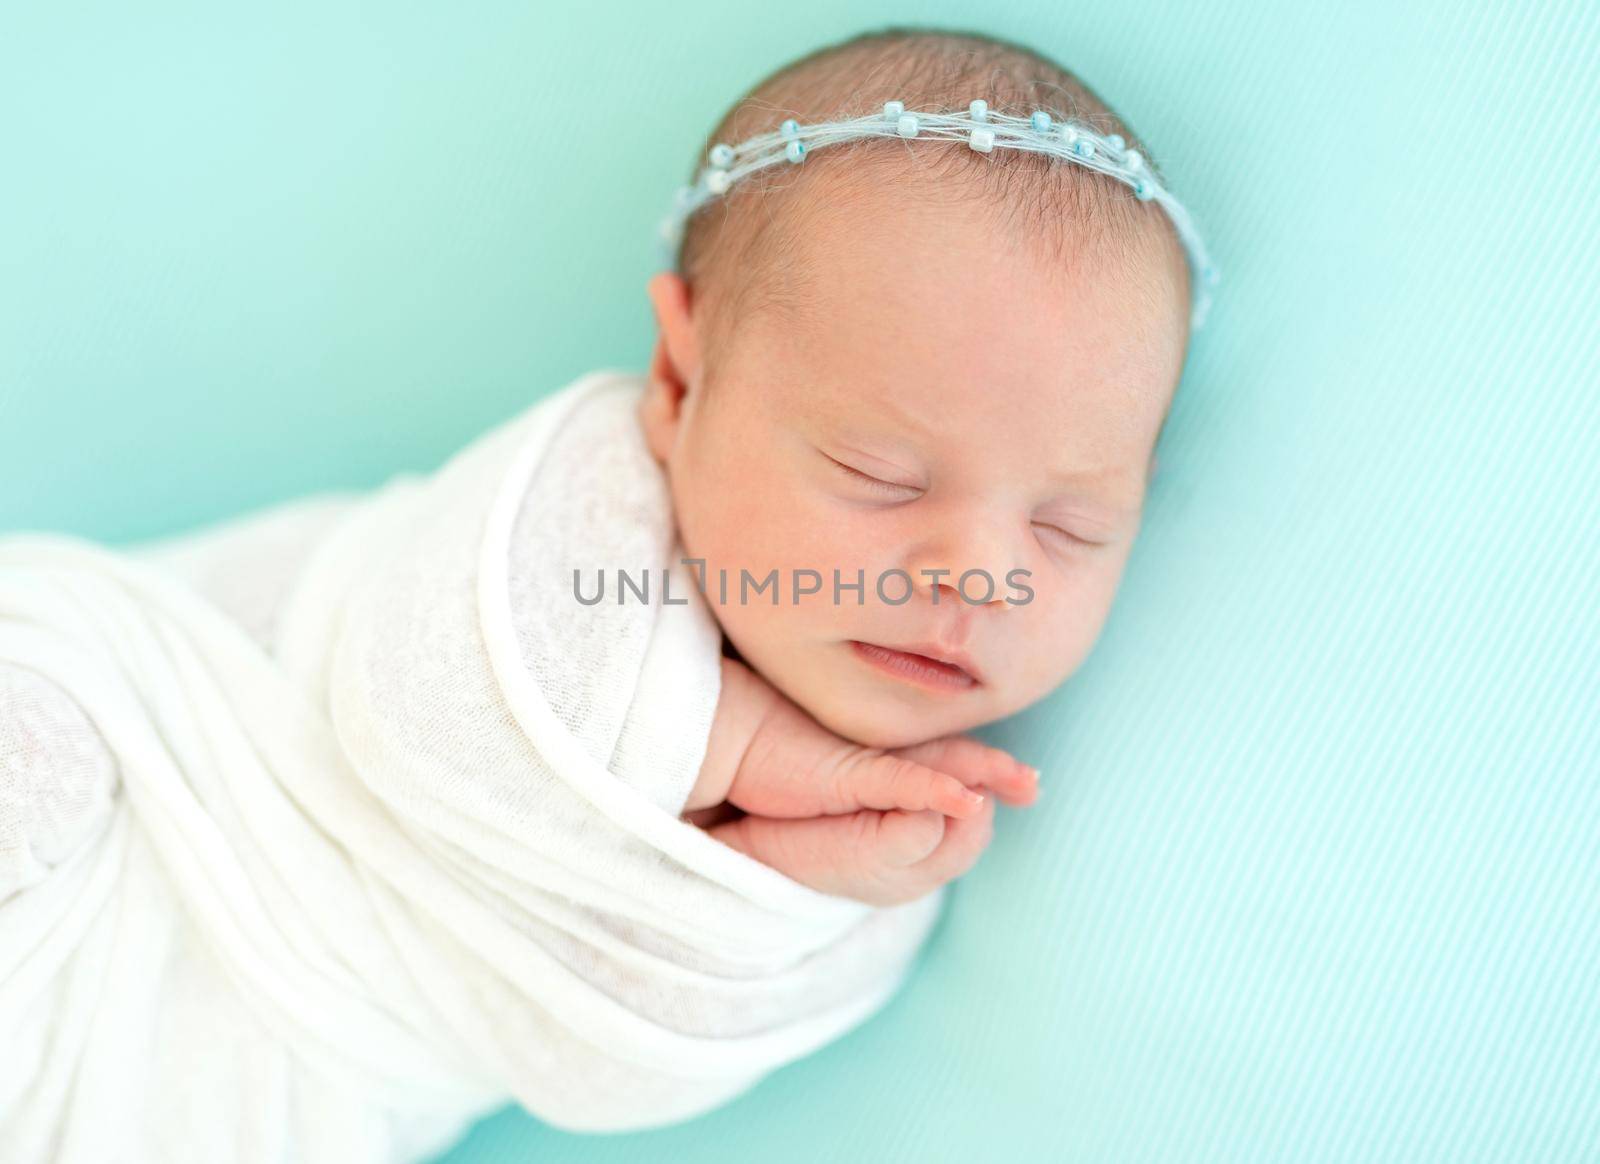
853,639,984,685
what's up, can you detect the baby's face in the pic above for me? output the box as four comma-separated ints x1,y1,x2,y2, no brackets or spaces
644,183,1190,749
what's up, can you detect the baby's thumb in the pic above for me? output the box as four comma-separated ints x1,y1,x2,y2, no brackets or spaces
868,809,949,865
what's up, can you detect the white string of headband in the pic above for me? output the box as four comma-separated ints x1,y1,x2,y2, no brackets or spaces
658,99,1220,332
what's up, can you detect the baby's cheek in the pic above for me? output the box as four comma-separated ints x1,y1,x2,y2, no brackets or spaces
752,492,861,574
693,484,805,576
1021,568,1124,687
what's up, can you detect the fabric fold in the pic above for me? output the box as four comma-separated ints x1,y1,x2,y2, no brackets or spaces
0,368,944,1162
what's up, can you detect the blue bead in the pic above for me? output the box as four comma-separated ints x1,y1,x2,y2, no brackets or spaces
897,113,919,138
709,142,734,167
884,100,905,119
969,99,988,121
1134,179,1153,200
1073,138,1094,158
780,118,799,139
785,139,805,163
1030,110,1051,133
1108,133,1125,150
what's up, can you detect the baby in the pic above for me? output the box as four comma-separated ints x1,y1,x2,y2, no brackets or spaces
0,26,1217,1153
635,29,1201,905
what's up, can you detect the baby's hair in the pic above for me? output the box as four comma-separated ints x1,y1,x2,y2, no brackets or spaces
673,25,1193,416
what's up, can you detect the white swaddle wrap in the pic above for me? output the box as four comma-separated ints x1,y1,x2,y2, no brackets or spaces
0,369,945,1163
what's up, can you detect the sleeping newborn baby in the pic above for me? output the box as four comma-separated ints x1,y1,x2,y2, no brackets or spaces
640,31,1200,905
0,26,1215,1157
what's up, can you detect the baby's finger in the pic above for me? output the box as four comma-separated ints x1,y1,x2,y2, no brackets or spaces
890,735,1039,807
708,809,946,904
904,793,996,884
833,750,988,819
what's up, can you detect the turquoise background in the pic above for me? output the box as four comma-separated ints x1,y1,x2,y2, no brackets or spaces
5,1,1599,1161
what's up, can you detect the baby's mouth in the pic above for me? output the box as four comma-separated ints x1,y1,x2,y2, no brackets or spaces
848,640,981,691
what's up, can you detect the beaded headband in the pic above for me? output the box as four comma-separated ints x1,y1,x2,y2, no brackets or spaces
657,99,1220,332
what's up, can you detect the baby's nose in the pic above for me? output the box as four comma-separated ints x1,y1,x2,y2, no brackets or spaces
906,537,1023,609
920,574,1014,610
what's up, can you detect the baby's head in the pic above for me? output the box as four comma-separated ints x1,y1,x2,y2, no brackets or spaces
640,28,1197,750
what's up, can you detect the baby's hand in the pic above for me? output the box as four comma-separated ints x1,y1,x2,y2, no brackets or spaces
708,800,994,906
685,657,1039,906
727,687,1039,820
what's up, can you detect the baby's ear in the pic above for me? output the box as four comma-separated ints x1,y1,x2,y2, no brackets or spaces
636,373,679,466
641,272,700,465
646,271,700,391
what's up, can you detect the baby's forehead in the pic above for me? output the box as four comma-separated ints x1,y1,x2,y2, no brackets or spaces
739,198,1176,365
718,156,1185,344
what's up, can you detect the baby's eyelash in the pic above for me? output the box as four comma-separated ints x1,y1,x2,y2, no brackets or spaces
825,455,917,495
1033,521,1101,549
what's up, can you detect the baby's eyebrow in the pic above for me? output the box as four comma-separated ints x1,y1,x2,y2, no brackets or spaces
1048,469,1110,493
807,413,924,467
1042,474,1144,520
1042,456,1124,488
